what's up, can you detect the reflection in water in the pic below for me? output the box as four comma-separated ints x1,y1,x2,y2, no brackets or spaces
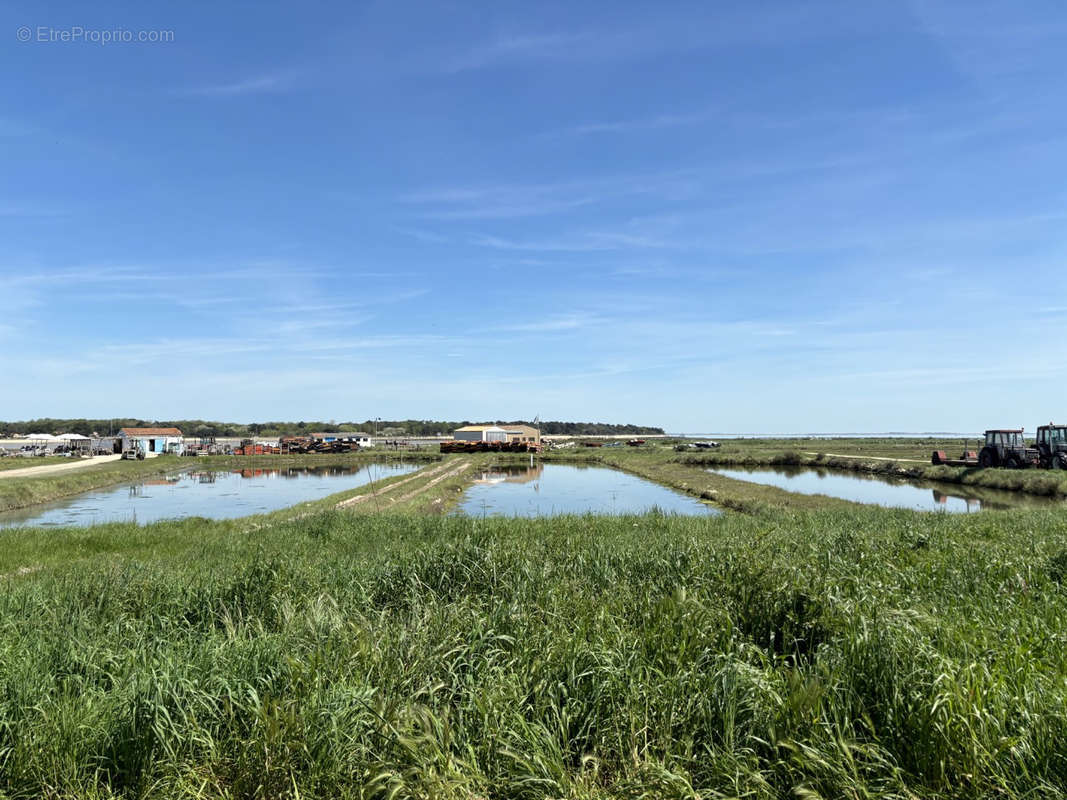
709,466,1062,513
128,477,182,498
471,465,544,485
931,490,981,513
459,463,718,517
185,466,367,480
0,463,420,528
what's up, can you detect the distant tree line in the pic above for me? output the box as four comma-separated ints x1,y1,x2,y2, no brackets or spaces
0,418,664,438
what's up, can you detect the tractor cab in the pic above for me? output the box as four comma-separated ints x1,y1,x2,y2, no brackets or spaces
984,430,1025,448
1035,424,1067,469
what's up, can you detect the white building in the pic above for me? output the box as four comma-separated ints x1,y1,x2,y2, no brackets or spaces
453,425,510,443
118,427,185,455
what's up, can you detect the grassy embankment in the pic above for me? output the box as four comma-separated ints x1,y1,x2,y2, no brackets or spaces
671,436,975,462
2,505,1067,797
0,452,441,514
271,455,479,519
646,437,1067,498
0,455,75,472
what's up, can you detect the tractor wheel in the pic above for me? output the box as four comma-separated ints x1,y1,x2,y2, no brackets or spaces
1006,453,1023,469
978,448,996,469
1055,453,1067,470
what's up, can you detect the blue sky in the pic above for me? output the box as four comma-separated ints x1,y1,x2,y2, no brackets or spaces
2,1,1066,431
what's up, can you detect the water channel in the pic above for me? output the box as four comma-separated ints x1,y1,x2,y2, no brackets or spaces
0,463,420,528
457,463,719,517
709,466,1064,512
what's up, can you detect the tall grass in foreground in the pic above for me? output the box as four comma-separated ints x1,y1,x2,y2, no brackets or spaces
1,508,1067,797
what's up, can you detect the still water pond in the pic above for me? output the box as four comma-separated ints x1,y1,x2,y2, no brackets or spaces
0,463,419,528
457,463,719,517
709,466,1064,512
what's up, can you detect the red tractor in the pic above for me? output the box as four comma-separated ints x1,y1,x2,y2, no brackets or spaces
976,429,1039,469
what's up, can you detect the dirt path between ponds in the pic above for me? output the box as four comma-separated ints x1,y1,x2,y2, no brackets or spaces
384,459,472,507
803,452,928,463
336,458,471,509
242,461,452,532
0,454,123,480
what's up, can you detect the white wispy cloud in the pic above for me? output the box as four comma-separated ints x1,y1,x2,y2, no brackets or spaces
0,205,66,218
390,226,451,244
0,267,173,287
419,196,596,220
468,232,666,253
493,313,603,333
399,169,698,221
445,32,597,72
400,181,599,220
912,0,1067,82
182,70,301,97
556,110,717,137
41,329,471,374
97,337,274,366
437,5,893,74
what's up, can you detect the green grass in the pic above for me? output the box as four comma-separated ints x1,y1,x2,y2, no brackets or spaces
669,436,976,462
2,506,1067,797
0,454,78,471
549,436,974,462
0,457,194,512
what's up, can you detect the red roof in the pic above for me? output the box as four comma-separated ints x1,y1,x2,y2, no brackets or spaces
118,427,183,436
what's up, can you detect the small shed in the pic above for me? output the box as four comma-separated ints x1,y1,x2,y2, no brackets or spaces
56,433,92,454
118,427,184,455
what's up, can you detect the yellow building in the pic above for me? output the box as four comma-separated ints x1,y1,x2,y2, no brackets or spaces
501,424,540,445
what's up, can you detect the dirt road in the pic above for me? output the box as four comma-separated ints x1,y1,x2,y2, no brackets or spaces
0,454,122,480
